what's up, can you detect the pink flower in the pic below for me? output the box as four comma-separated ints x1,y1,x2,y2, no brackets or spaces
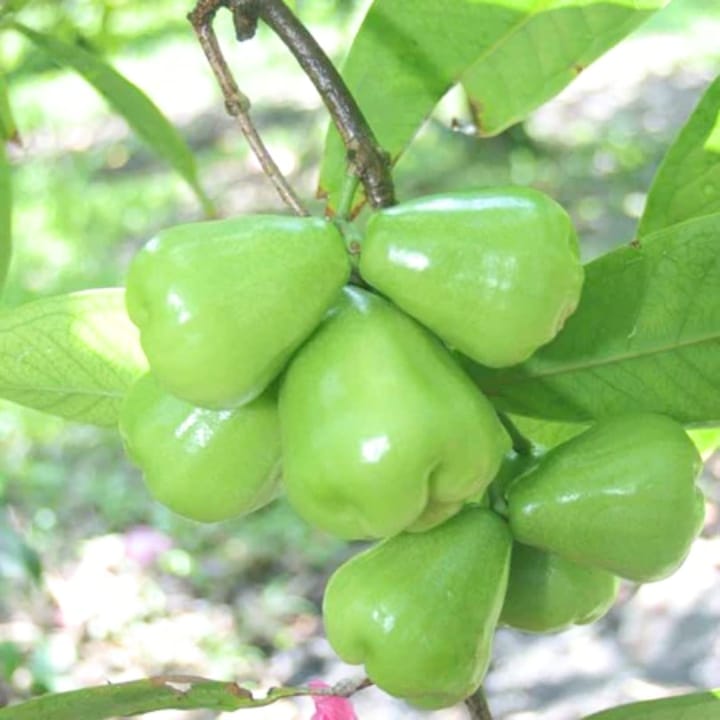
308,680,358,720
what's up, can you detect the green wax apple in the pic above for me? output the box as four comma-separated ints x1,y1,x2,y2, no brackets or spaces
500,542,620,633
507,413,705,582
125,215,349,409
359,187,584,367
323,507,512,709
119,373,281,522
279,287,510,540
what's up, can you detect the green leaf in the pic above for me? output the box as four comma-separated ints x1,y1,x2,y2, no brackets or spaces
582,690,720,719
319,0,666,210
510,415,587,449
0,676,319,720
689,426,720,456
0,141,10,294
0,71,19,144
12,23,214,216
467,214,720,426
639,75,720,237
0,288,147,426
512,417,719,455
461,1,667,138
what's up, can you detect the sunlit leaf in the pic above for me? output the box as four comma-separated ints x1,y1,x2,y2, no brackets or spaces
510,415,587,449
319,0,666,210
467,214,720,426
0,676,322,720
0,288,147,426
511,417,719,455
13,23,214,216
0,71,19,144
461,0,668,138
639,75,720,236
689,427,720,457
0,141,10,294
582,690,720,719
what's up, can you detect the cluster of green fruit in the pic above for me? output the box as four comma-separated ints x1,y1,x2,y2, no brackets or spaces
118,187,705,709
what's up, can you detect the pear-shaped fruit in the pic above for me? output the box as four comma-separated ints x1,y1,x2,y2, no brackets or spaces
279,287,510,540
323,507,512,709
119,373,281,522
500,542,620,633
359,187,583,368
507,413,705,582
125,215,349,409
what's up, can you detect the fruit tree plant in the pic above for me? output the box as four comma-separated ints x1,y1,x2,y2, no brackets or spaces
0,0,719,718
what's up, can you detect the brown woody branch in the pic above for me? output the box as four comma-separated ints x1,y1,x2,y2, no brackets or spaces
190,0,396,212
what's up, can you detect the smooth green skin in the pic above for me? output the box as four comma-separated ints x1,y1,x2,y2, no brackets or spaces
279,287,510,540
125,215,350,409
500,542,620,634
119,374,281,522
359,187,584,368
507,413,705,582
323,507,512,709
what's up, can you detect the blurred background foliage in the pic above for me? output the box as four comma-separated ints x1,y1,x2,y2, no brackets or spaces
0,0,719,717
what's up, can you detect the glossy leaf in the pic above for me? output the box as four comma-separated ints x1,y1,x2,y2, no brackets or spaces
0,141,10,293
639,76,720,236
13,23,214,215
462,1,666,138
0,71,19,144
582,690,720,720
319,0,666,210
467,214,720,426
0,289,147,426
0,676,316,720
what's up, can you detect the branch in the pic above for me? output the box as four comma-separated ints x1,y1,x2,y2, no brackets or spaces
230,0,396,210
0,674,372,719
188,1,309,216
466,687,494,720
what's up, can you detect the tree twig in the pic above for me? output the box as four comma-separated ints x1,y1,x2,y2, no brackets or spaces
188,1,309,216
229,0,396,210
466,687,494,720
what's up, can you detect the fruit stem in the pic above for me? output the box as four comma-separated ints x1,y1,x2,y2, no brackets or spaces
499,413,534,457
188,1,310,217
336,172,361,221
228,0,396,210
332,215,371,288
466,687,494,719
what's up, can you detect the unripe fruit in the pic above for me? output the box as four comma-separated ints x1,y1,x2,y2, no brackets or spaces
500,542,620,633
125,215,350,409
323,507,512,709
280,287,510,540
507,413,705,582
119,374,281,522
359,187,583,367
